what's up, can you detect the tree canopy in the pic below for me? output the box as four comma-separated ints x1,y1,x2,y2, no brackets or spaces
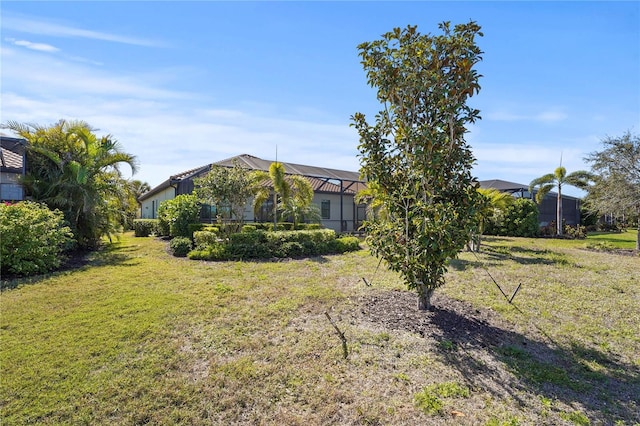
585,131,640,249
1,119,137,248
352,22,484,310
194,161,255,231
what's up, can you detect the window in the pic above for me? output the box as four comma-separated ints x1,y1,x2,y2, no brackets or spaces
321,200,330,219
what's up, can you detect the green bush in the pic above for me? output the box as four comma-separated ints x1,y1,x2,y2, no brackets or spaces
133,219,159,237
156,203,171,237
188,242,229,260
330,236,361,253
241,225,257,233
0,201,75,276
487,198,539,237
188,223,204,237
563,224,587,239
188,229,360,262
158,195,200,238
227,231,270,259
193,231,219,249
170,237,192,257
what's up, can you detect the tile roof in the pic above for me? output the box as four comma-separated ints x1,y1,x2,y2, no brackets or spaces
0,136,26,173
141,154,365,201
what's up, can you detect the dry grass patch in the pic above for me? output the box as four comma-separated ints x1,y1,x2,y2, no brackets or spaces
1,232,638,425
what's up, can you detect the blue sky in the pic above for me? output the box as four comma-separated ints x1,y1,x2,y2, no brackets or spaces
1,1,638,196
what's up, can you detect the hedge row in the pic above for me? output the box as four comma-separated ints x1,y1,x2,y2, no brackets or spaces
188,229,360,260
134,220,320,239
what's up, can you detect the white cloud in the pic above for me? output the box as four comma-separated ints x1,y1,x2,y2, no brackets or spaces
6,38,59,52
3,14,163,47
2,47,193,100
472,142,594,196
1,46,360,188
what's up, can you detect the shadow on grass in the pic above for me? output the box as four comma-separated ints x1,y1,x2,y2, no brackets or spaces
361,291,639,423
449,246,571,271
431,307,638,422
1,242,135,290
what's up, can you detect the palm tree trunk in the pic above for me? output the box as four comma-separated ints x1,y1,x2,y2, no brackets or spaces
557,187,563,236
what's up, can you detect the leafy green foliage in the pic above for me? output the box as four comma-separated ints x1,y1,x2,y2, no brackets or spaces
352,22,484,309
585,131,640,250
193,230,219,249
133,219,159,237
329,236,361,253
187,229,358,260
0,201,74,276
1,119,138,248
194,161,255,232
486,198,539,237
169,237,192,257
157,194,200,238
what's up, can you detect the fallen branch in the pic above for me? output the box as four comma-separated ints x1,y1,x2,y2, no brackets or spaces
324,311,348,359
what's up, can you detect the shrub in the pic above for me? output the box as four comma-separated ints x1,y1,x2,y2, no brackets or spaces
330,236,361,253
189,229,360,262
188,242,229,260
158,194,200,238
133,219,159,237
499,199,539,237
278,241,305,257
156,202,170,237
188,223,204,237
563,224,587,239
193,231,219,249
0,201,75,276
227,231,270,259
241,225,257,233
170,237,192,257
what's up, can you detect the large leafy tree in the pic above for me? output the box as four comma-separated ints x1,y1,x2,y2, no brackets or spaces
529,166,592,236
2,119,137,248
584,131,640,249
352,22,484,310
194,161,255,231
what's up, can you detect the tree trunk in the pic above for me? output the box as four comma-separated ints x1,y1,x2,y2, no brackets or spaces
636,215,640,251
557,188,563,236
417,287,435,311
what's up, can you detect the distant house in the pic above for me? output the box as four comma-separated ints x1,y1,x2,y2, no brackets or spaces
139,154,368,232
0,135,27,202
479,179,582,226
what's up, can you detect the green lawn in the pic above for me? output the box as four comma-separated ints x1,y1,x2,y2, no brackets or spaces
1,232,638,425
586,229,638,249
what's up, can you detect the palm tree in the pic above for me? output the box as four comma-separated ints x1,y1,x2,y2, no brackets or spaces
2,119,137,247
529,166,592,236
280,175,319,228
251,162,316,228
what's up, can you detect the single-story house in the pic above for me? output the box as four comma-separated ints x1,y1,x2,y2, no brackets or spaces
139,154,368,232
0,135,27,202
479,179,581,226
